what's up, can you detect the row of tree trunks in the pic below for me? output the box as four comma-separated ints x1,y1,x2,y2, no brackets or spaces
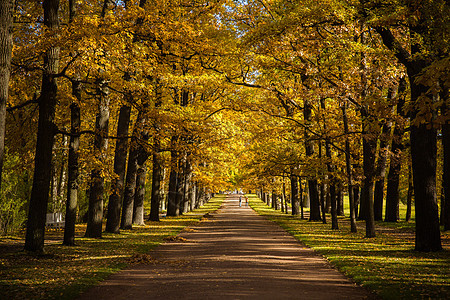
376,16,442,251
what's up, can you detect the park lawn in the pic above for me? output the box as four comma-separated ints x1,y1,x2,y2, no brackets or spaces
249,195,450,300
0,195,224,300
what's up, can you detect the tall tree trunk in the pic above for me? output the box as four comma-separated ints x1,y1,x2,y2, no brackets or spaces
132,162,146,225
182,158,192,213
299,177,304,219
25,0,60,253
166,149,179,216
272,190,278,210
361,107,377,238
318,141,326,224
84,0,114,238
290,173,300,215
121,139,138,229
176,155,186,215
63,0,79,246
0,0,13,189
85,77,110,238
149,151,163,221
341,102,357,232
374,115,392,220
441,87,450,231
105,104,131,233
63,101,80,246
304,99,321,221
406,164,413,222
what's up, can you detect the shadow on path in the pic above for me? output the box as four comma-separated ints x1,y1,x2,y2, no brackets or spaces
78,196,376,300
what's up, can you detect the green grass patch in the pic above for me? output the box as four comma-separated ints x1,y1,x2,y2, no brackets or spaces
249,195,450,300
0,195,224,300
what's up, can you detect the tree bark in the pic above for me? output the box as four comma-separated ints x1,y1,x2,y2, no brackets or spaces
63,0,79,246
149,151,163,221
304,99,321,221
106,104,131,233
374,117,392,221
441,87,450,231
63,101,80,246
85,77,110,238
361,107,377,238
132,162,146,225
290,173,300,215
341,102,357,232
406,164,413,222
166,150,179,216
0,0,13,189
176,155,186,215
25,0,60,253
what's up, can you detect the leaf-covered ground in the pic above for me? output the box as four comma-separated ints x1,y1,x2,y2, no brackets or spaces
249,195,450,300
0,196,224,300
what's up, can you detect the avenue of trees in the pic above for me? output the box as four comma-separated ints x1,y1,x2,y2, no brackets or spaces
0,0,448,253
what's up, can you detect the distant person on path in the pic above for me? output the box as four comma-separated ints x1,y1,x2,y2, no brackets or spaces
239,195,242,207
245,196,248,207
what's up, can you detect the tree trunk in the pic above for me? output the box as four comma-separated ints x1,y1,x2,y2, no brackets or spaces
290,173,300,215
318,141,326,224
0,0,13,189
299,177,304,219
132,162,146,225
149,151,163,221
63,0,79,245
182,158,192,213
337,184,344,216
361,107,376,238
304,99,321,221
25,0,60,253
176,155,186,215
441,88,450,231
167,141,180,216
354,186,360,219
85,77,110,238
272,190,278,210
121,140,138,229
341,102,357,232
374,117,392,221
63,101,80,246
406,164,413,222
106,104,131,233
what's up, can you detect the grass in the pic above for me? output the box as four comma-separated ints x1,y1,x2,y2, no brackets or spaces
249,194,450,300
0,195,224,300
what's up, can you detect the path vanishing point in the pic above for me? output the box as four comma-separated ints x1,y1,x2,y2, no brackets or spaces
78,195,376,300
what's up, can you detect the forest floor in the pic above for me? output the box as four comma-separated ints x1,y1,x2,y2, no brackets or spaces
251,196,450,299
0,196,224,300
77,195,376,300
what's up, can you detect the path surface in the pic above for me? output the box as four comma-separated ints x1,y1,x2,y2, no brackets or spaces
78,196,375,300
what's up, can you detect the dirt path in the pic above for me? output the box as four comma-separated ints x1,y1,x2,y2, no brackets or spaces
78,196,376,300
